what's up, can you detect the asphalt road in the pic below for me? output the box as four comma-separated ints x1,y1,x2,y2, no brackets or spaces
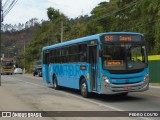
1,74,160,120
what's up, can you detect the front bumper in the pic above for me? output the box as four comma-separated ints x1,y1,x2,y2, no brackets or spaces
101,80,149,94
1,70,14,74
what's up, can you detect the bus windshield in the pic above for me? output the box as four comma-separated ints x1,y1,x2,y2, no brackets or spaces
102,44,147,73
2,62,13,67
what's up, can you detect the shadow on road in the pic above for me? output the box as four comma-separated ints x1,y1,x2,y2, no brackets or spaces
48,86,145,103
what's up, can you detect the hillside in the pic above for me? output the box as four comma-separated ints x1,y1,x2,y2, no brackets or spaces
2,0,160,71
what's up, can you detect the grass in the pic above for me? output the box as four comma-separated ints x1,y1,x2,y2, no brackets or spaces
148,55,160,60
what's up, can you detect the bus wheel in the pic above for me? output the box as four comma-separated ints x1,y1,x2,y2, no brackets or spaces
33,72,35,76
53,76,59,90
38,72,41,77
80,79,89,98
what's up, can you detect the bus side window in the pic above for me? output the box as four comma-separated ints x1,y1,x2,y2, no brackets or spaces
61,47,68,63
55,48,61,63
69,45,78,62
43,51,50,64
79,44,87,62
80,53,87,62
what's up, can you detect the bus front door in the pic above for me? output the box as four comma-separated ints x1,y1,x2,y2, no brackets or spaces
89,45,98,91
43,52,50,83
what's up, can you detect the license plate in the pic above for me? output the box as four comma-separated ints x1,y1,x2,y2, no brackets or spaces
124,86,131,90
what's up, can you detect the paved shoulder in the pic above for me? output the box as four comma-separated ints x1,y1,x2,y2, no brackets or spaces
0,86,35,111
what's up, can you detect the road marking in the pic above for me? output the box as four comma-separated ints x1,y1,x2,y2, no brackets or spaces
149,85,160,89
5,75,160,98
2,76,47,88
2,76,154,120
135,92,160,98
3,76,123,111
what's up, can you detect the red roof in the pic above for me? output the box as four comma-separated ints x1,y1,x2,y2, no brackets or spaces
2,58,13,62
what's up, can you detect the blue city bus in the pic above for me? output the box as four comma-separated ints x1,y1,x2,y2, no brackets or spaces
42,32,149,97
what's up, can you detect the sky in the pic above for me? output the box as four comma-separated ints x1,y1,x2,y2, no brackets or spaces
2,0,109,25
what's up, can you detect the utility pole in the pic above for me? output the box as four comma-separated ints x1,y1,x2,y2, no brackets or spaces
60,21,63,43
23,40,26,73
0,0,2,86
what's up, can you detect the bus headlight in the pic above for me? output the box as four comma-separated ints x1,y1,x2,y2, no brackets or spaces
144,73,149,81
102,75,110,83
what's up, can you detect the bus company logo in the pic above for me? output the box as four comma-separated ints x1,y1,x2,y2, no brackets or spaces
2,112,11,117
128,63,132,68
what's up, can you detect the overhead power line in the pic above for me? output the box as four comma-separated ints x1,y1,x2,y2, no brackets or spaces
93,0,137,21
3,0,12,10
3,0,18,17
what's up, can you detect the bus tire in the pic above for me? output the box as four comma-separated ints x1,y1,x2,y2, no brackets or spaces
33,72,36,76
80,79,89,98
53,76,59,90
38,72,41,77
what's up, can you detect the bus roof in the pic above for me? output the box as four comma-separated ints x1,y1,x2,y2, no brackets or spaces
42,32,143,51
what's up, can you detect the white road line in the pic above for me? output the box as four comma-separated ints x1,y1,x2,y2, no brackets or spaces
4,76,122,110
2,76,47,88
2,76,154,120
149,85,160,89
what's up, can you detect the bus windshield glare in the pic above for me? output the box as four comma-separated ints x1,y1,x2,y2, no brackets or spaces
102,44,147,73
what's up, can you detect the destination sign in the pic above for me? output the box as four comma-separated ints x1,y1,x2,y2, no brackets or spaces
105,60,123,66
101,34,143,42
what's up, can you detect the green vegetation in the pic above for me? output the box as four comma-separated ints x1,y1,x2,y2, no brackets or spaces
2,0,160,72
148,55,160,60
